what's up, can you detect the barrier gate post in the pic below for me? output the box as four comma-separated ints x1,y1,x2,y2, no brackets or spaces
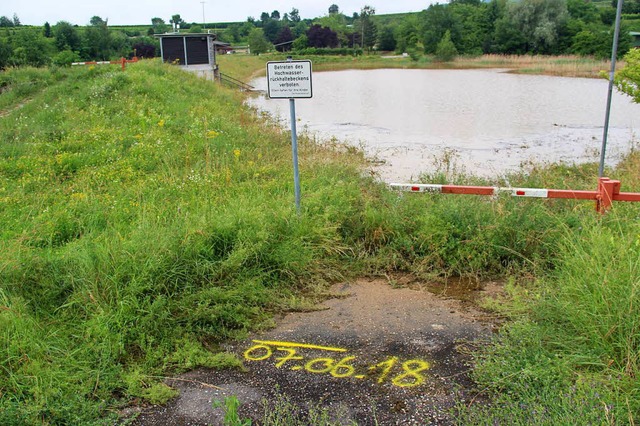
391,177,640,214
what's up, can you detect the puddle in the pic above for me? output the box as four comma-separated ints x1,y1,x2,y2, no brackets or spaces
424,276,485,302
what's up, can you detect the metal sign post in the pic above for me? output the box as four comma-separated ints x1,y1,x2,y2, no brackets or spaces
289,95,301,213
599,0,624,177
266,58,313,213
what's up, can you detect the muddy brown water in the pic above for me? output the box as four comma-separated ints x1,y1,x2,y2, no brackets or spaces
248,68,640,181
127,278,501,425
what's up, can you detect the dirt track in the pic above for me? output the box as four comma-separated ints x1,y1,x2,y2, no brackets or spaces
127,277,501,425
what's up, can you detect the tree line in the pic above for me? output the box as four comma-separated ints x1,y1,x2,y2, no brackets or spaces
1,0,638,69
236,0,636,58
0,15,158,69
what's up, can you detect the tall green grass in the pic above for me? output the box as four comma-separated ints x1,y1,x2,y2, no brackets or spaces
0,60,374,424
457,184,640,424
1,57,639,424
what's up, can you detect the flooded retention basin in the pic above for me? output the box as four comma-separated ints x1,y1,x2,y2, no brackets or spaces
248,68,640,181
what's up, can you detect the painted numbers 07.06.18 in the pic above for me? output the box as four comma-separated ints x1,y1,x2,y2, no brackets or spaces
243,340,430,388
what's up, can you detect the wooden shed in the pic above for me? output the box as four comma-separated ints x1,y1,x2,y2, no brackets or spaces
155,33,227,66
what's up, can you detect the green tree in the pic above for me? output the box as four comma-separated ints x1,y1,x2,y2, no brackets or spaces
421,4,460,54
450,1,489,55
260,12,270,26
226,23,241,42
240,21,255,37
110,30,131,57
0,16,13,27
10,28,50,66
54,21,81,52
435,29,458,61
0,38,12,68
247,28,271,54
170,14,185,30
83,16,112,60
359,5,377,51
567,0,599,24
600,8,616,26
292,21,309,38
90,16,106,26
289,8,301,23
52,49,80,66
614,0,640,14
315,11,349,46
378,25,396,51
292,34,309,50
571,26,609,58
395,14,420,53
493,15,528,53
151,17,167,34
615,49,640,103
504,0,569,53
483,0,505,52
262,18,282,42
43,22,52,38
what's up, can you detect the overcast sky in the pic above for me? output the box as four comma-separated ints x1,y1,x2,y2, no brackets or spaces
4,1,430,26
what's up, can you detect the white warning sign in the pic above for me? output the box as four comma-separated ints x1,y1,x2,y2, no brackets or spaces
266,60,313,99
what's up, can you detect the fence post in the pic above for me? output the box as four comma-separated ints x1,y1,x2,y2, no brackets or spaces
597,177,621,213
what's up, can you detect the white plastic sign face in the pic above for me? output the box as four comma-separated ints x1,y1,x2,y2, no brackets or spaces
266,60,313,99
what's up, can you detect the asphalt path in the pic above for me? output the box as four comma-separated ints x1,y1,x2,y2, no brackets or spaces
127,277,500,425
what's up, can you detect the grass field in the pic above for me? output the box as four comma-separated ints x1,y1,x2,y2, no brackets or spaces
0,57,639,424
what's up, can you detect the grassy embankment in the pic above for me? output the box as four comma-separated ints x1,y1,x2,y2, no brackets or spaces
0,57,639,424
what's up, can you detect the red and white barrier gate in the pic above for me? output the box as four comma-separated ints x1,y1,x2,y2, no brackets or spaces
72,57,139,71
391,177,640,213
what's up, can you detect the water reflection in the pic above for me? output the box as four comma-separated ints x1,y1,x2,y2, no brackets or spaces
248,69,640,181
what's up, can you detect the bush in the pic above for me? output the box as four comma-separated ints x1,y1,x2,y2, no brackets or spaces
435,30,458,62
52,49,80,67
615,48,640,103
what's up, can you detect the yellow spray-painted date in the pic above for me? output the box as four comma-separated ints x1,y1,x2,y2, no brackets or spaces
243,340,430,388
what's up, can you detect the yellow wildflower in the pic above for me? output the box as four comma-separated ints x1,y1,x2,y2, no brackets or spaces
158,119,165,127
233,149,241,159
206,130,220,139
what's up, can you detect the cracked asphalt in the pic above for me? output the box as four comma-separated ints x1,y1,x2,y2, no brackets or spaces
125,277,501,425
